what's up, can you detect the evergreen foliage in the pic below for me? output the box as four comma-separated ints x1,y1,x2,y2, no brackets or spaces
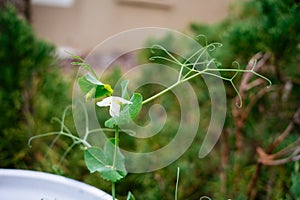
0,4,70,168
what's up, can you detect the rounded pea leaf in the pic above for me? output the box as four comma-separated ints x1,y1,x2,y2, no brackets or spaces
100,168,126,182
84,147,105,173
84,139,127,182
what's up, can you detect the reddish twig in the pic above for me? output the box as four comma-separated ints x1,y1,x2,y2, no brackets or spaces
247,107,300,199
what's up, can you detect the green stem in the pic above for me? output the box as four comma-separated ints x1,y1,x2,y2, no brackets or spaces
142,80,180,105
139,70,212,105
113,125,119,169
111,125,119,200
112,182,116,200
142,70,202,105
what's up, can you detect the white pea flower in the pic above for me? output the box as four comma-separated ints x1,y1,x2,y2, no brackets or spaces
96,96,132,117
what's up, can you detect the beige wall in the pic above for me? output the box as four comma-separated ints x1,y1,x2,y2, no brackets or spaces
32,0,232,53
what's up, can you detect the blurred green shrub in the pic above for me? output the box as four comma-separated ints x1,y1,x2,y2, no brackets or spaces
290,172,300,199
0,4,71,169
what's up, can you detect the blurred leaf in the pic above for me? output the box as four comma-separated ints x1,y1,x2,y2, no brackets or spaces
121,80,130,99
68,52,84,62
104,118,116,129
291,172,300,198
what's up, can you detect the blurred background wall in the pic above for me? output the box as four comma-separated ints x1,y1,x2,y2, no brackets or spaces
31,0,232,53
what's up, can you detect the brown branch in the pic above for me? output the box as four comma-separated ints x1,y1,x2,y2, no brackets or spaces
267,121,295,153
258,151,300,166
247,107,300,199
257,129,300,166
258,138,300,161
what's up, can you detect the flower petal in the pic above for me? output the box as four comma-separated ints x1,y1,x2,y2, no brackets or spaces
110,101,121,117
96,97,112,107
96,96,132,117
112,96,132,105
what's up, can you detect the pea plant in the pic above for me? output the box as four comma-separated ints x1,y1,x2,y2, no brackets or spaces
29,40,271,200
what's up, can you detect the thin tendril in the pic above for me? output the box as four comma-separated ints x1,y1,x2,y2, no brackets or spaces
184,61,207,67
207,42,223,52
149,56,182,66
191,46,209,71
59,141,80,165
49,106,73,149
231,72,243,108
183,46,206,66
196,34,208,46
28,131,91,148
151,44,182,65
51,117,72,134
175,167,180,200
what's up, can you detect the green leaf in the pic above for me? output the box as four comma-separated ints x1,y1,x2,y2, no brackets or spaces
104,138,126,173
78,73,113,100
78,74,100,94
126,191,136,200
70,61,84,66
100,168,126,182
84,139,127,182
105,118,116,128
84,147,105,173
85,73,103,85
129,93,143,119
67,52,84,62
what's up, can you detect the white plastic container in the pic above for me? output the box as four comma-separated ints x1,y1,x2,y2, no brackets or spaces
0,169,112,200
